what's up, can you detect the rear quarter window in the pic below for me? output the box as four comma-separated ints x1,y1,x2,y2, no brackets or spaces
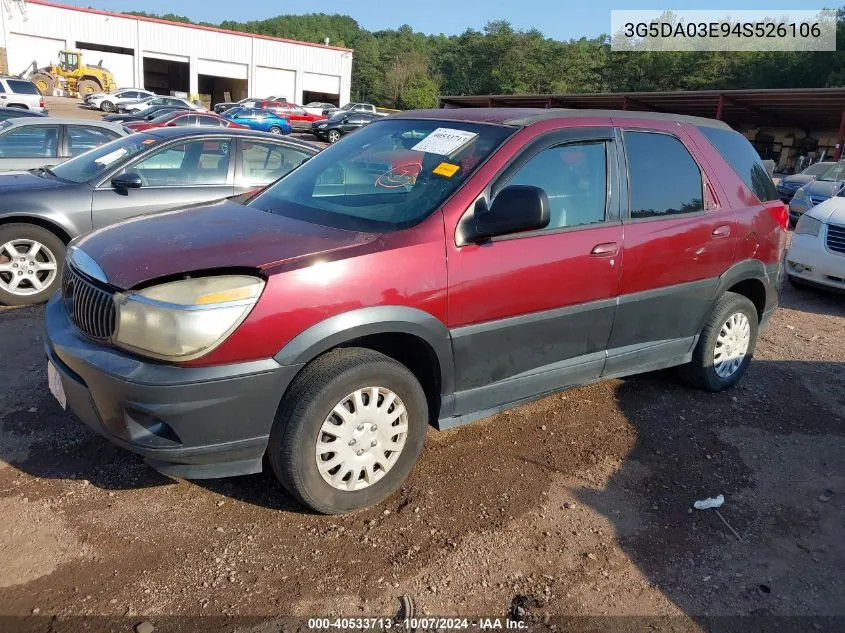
7,80,41,95
696,126,778,203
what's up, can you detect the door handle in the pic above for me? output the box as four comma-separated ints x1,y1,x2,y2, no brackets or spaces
591,242,619,256
712,225,731,238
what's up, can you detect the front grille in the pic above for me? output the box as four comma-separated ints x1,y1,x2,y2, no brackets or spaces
827,223,845,255
61,264,116,341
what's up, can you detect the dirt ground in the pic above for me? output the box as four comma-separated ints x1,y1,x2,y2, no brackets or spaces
0,97,843,631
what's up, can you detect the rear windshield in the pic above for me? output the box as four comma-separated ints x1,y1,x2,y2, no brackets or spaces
696,126,778,202
7,80,41,95
247,118,515,232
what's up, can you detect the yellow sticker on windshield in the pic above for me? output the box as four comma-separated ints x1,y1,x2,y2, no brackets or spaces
433,162,460,178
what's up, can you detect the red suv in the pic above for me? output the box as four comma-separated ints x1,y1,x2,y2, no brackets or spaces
44,109,787,514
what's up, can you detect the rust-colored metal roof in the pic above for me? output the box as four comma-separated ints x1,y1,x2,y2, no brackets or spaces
439,88,845,130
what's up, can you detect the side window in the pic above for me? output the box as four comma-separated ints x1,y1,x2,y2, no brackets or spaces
624,131,704,219
0,125,59,158
123,139,231,186
496,141,608,230
171,115,195,126
695,125,778,202
67,125,120,156
7,80,41,95
0,83,6,94
197,115,225,127
241,140,311,186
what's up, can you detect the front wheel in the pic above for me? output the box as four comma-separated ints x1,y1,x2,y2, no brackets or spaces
681,292,758,392
100,100,115,112
0,223,64,306
268,348,428,514
327,130,341,143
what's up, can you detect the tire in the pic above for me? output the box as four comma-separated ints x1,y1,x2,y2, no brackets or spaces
31,73,55,96
268,348,428,515
267,126,283,135
0,223,65,306
681,292,759,392
327,130,341,143
100,100,115,112
76,79,100,96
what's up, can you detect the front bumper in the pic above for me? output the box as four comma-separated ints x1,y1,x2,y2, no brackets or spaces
785,232,845,293
44,294,302,479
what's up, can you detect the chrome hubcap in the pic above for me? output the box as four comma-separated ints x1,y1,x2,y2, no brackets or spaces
0,239,58,296
713,312,751,378
316,386,408,491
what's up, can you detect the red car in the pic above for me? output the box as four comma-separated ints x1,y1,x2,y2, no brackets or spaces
254,100,326,131
45,109,787,514
125,110,247,132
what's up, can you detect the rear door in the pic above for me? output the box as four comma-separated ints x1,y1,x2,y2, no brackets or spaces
603,123,737,377
91,137,235,228
449,127,624,415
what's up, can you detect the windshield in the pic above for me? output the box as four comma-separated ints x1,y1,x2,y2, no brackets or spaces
802,163,833,176
247,118,515,232
51,133,158,183
819,163,845,182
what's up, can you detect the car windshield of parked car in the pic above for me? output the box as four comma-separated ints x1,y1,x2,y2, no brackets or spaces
802,162,833,176
247,119,515,232
50,133,157,183
818,163,845,182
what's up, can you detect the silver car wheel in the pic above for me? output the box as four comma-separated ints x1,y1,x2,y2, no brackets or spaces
0,239,58,297
315,386,409,491
713,312,751,378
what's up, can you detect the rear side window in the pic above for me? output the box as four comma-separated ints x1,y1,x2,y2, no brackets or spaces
696,126,778,202
624,131,704,219
6,80,40,95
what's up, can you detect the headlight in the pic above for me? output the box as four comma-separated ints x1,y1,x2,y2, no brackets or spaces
793,188,810,202
113,275,264,361
794,214,822,237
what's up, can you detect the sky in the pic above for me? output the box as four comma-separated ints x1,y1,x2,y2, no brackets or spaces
60,0,817,41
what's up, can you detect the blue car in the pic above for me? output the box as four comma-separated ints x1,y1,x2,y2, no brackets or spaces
223,107,292,135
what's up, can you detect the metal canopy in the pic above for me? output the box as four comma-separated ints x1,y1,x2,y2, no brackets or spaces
439,88,845,131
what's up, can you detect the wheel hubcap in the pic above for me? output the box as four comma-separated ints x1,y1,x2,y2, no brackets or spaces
0,239,58,296
315,386,409,491
713,312,751,378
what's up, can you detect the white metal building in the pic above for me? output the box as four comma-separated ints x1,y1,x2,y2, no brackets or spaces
0,0,353,105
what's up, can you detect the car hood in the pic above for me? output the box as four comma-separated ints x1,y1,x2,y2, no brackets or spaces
808,197,845,225
72,199,379,289
780,174,815,187
801,179,845,198
0,170,73,194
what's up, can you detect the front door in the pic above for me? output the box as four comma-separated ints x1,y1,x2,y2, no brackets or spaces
91,137,234,229
603,126,738,377
448,128,624,416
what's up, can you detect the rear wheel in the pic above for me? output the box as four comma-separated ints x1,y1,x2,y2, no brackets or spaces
327,130,341,143
100,100,115,112
31,73,54,96
267,126,283,135
681,292,758,392
0,223,64,306
76,79,100,96
268,348,428,514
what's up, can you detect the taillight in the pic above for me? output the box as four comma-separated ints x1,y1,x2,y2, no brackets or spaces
39,97,44,108
767,202,789,231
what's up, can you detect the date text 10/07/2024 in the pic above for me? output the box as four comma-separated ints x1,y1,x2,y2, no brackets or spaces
307,618,529,630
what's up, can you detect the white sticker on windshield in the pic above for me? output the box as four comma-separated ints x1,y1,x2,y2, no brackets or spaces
411,128,478,156
94,147,128,166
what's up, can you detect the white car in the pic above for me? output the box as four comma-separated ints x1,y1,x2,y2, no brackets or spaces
87,89,155,112
83,87,142,105
122,96,205,113
303,101,336,116
786,197,845,293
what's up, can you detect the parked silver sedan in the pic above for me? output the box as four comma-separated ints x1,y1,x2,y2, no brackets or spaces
0,118,127,172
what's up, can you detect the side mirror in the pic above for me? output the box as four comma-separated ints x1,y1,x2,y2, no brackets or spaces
473,185,549,240
111,172,142,191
